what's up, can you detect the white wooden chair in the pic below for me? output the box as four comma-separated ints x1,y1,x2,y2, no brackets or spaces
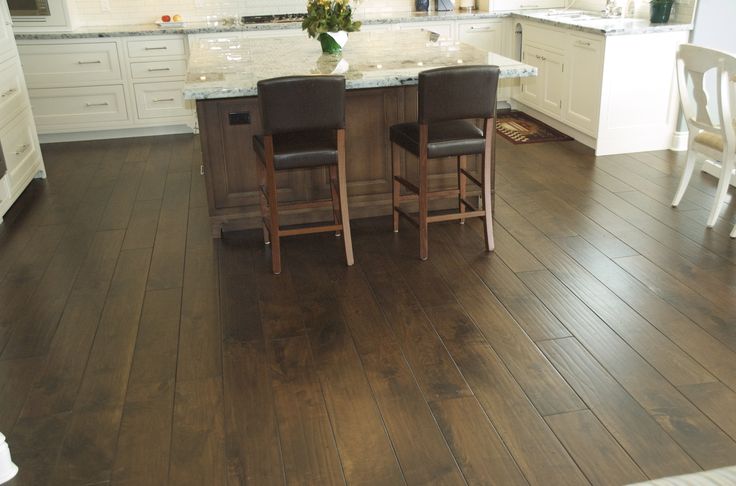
671,44,736,237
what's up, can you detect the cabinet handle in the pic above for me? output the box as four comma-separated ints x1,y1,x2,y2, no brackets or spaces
85,102,110,107
147,67,171,72
15,144,29,156
77,60,102,64
576,40,592,46
1,88,16,98
144,46,168,50
520,4,540,7
153,98,175,103
469,26,493,32
535,54,546,61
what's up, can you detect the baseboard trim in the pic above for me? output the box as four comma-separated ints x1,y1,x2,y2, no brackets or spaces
38,124,194,144
670,130,689,152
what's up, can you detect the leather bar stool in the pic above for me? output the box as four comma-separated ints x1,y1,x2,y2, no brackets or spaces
253,75,354,275
390,65,500,260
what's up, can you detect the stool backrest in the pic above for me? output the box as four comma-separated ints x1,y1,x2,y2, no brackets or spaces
257,75,346,135
677,44,736,148
418,65,500,124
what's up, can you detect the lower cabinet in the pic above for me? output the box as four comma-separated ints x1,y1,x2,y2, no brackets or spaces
0,108,43,196
17,35,195,137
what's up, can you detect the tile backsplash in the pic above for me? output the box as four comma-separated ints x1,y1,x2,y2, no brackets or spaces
70,0,415,26
68,0,695,26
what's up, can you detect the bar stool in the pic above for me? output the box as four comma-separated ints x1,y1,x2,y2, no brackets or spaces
253,75,354,275
390,65,500,260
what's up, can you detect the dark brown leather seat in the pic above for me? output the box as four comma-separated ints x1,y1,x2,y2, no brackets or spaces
390,65,500,260
253,130,338,170
253,75,354,275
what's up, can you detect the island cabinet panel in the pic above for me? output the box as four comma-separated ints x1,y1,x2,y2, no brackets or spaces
197,87,474,236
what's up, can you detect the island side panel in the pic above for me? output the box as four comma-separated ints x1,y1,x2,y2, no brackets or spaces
197,86,477,237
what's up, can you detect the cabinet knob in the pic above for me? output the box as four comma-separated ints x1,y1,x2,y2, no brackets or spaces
15,144,29,156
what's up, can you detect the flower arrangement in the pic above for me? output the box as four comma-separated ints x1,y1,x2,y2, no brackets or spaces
302,0,362,53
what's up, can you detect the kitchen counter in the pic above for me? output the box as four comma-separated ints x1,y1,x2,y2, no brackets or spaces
13,8,692,40
184,29,536,100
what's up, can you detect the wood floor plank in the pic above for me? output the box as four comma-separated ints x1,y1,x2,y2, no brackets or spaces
427,226,586,416
521,270,736,470
491,203,714,387
136,141,172,201
679,382,736,443
147,171,191,291
7,413,72,485
539,337,700,479
223,341,284,486
73,248,151,410
333,265,467,485
0,357,44,431
98,159,146,231
545,410,647,486
421,303,588,486
122,199,161,250
431,396,529,486
270,335,346,486
554,236,736,391
169,377,227,486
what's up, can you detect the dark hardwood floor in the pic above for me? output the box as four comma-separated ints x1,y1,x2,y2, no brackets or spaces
1,132,736,485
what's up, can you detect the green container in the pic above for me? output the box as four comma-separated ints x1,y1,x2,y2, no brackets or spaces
318,33,342,54
650,2,673,23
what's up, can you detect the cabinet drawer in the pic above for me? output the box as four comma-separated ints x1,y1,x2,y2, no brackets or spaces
523,23,566,52
457,21,504,53
130,59,187,79
134,81,191,119
0,108,41,183
29,85,128,126
127,38,186,58
396,22,454,40
0,59,28,127
18,42,122,87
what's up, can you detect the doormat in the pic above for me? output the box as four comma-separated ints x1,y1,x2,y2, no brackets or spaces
496,111,573,144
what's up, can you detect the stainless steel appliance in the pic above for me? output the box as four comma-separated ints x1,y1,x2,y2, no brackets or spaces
9,0,73,30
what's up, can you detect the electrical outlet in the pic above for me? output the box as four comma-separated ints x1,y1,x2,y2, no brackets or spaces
100,0,111,12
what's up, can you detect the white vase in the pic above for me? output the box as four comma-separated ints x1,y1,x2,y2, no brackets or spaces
327,31,349,49
0,433,18,485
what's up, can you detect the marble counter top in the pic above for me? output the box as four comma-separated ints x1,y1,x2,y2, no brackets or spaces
184,29,536,100
513,9,692,36
14,8,691,40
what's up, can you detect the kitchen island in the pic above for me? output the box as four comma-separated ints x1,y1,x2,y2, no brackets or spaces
184,29,535,235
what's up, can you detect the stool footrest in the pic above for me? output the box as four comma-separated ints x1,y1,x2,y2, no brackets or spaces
394,207,419,228
460,197,478,211
460,168,483,188
394,175,419,194
427,209,485,224
279,222,343,237
399,188,460,202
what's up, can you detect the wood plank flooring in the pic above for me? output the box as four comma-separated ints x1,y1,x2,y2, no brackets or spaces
1,133,736,485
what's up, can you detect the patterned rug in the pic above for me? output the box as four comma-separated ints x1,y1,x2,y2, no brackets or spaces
496,111,573,144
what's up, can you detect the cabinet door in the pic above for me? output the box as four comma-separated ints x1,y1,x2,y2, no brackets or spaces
540,50,564,117
457,20,504,53
565,35,604,135
519,44,544,108
0,0,15,63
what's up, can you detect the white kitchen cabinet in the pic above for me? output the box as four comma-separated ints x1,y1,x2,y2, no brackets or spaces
513,20,687,155
0,2,45,223
520,42,565,117
457,19,505,53
564,33,603,134
18,35,195,138
0,0,14,63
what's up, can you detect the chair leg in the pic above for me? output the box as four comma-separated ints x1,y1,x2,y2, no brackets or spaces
482,133,495,252
392,142,401,233
418,151,429,261
263,137,281,275
707,153,735,228
337,129,354,266
329,165,342,237
256,159,270,244
672,141,697,207
458,155,467,224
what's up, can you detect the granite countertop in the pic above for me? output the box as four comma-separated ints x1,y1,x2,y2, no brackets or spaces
513,9,692,36
14,8,692,40
183,29,537,100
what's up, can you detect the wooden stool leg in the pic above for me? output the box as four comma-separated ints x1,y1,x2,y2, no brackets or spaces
329,165,342,236
418,125,429,261
337,129,354,266
482,120,495,252
256,158,270,244
264,136,282,274
458,155,467,224
392,142,401,233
